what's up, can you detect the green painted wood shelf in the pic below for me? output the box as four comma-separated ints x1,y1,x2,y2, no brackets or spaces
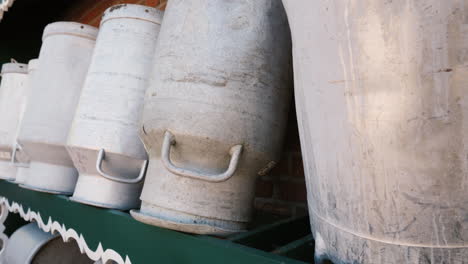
0,180,313,264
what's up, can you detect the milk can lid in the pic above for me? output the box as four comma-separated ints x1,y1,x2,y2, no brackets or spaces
28,59,39,72
1,62,28,74
101,4,164,26
42,22,99,41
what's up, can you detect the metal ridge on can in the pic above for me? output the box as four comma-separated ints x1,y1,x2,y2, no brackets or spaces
42,21,98,41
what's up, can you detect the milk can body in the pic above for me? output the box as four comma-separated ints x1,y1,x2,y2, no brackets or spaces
1,223,93,264
67,4,163,210
14,58,38,185
282,0,468,263
131,0,292,235
18,22,98,194
0,62,28,181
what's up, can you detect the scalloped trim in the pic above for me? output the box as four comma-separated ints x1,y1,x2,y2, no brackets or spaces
0,197,132,264
0,0,15,21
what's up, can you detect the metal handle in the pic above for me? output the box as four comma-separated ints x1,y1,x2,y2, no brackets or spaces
96,148,147,184
10,143,28,168
161,131,243,183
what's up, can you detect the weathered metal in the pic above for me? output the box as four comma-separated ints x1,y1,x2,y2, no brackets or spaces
13,58,38,185
283,0,468,263
67,4,163,210
131,0,292,235
18,22,97,195
0,62,28,181
1,222,93,263
1,222,57,263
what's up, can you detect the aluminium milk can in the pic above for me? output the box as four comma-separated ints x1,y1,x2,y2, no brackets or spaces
283,0,468,263
0,62,28,181
14,58,38,185
1,223,93,264
131,0,292,235
18,22,98,195
67,4,164,210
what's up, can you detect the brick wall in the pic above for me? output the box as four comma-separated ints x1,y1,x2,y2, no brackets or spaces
63,0,308,218
254,105,308,217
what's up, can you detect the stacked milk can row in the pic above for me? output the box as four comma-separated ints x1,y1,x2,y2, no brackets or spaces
0,1,292,236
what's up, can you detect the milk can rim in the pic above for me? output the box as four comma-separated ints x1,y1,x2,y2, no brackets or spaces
101,4,164,26
1,62,28,74
42,22,99,41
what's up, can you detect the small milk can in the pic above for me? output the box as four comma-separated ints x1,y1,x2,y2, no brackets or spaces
0,61,28,181
1,223,93,264
1,223,58,264
283,0,468,263
131,0,292,235
13,58,38,185
18,22,98,195
67,4,164,210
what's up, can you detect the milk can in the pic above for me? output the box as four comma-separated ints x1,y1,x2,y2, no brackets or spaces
1,223,93,264
67,4,164,210
0,61,28,181
13,58,38,185
131,0,292,235
18,22,98,195
1,223,58,264
283,0,468,263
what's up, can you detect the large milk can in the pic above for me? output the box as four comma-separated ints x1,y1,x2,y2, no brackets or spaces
67,4,163,210
13,58,38,185
18,22,98,195
0,62,28,181
131,0,292,235
283,0,468,263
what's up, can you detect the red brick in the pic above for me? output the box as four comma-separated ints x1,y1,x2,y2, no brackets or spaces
277,181,307,202
255,179,273,198
254,199,292,216
267,154,290,178
63,0,97,21
145,0,160,6
77,1,118,25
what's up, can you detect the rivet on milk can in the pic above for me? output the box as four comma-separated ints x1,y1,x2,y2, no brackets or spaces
18,22,98,195
13,58,38,185
130,0,292,236
282,0,468,263
0,61,28,181
67,4,164,210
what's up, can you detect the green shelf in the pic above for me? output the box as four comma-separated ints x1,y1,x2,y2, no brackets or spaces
0,181,313,264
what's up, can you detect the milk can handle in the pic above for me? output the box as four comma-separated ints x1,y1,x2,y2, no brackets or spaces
96,148,147,184
161,131,243,183
10,143,29,168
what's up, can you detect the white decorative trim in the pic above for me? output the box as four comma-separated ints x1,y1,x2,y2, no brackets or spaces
0,0,15,21
0,197,132,264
